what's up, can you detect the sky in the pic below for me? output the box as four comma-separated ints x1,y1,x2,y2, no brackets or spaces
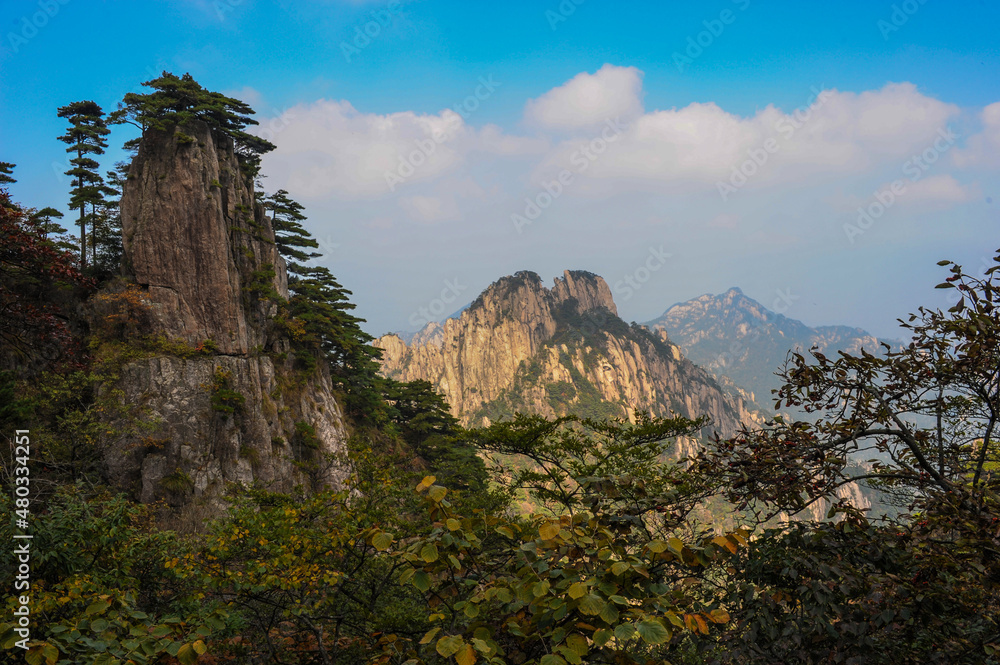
1,0,998,339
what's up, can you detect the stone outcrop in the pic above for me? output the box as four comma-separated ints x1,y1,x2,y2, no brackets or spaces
107,120,349,530
375,271,760,444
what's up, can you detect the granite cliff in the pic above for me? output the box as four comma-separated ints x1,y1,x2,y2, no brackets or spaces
375,271,759,448
104,120,349,529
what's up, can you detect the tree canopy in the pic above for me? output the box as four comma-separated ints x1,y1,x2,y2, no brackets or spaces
110,72,275,175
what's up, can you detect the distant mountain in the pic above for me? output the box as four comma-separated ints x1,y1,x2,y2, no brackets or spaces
375,271,761,447
647,287,899,408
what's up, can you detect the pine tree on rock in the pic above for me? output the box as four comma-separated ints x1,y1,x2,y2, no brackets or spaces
262,189,321,266
57,101,111,269
110,72,275,178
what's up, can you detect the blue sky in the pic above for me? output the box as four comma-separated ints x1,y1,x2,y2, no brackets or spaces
1,0,998,338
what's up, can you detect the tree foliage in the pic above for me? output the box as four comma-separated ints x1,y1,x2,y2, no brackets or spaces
57,100,113,269
110,72,275,176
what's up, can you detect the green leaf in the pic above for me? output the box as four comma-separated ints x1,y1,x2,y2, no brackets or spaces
579,594,606,616
533,580,551,597
610,561,630,576
86,601,111,616
614,623,636,641
647,540,668,553
150,625,172,638
593,629,613,647
372,531,393,552
636,619,671,645
565,633,589,656
568,582,587,599
540,655,567,665
427,485,448,502
177,643,198,665
91,619,110,633
436,635,464,658
599,602,619,625
413,570,431,592
464,602,480,618
421,543,440,563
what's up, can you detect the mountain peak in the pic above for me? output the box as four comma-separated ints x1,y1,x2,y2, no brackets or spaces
647,288,890,405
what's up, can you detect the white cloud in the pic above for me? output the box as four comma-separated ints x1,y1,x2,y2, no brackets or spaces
529,82,960,190
398,195,460,223
898,174,979,207
524,64,644,131
257,100,541,199
953,102,1000,168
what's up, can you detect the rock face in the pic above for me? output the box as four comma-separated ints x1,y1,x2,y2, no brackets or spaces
375,271,759,445
648,287,897,408
109,120,349,530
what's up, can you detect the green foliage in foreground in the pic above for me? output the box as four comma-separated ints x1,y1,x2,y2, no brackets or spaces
4,240,1000,664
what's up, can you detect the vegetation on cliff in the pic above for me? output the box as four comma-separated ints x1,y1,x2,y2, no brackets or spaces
1,71,999,665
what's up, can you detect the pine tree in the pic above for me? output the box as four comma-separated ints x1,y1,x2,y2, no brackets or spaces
262,189,321,265
90,162,128,278
57,101,111,269
0,162,14,210
29,207,77,256
110,72,275,177
0,162,15,184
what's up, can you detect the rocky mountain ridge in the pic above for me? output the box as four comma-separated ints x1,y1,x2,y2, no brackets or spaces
375,271,760,447
649,287,897,408
104,120,350,529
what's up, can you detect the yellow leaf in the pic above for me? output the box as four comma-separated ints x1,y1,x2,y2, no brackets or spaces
446,518,462,531
567,582,587,599
416,475,436,492
455,643,477,665
709,609,730,624
539,522,560,540
712,536,738,554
